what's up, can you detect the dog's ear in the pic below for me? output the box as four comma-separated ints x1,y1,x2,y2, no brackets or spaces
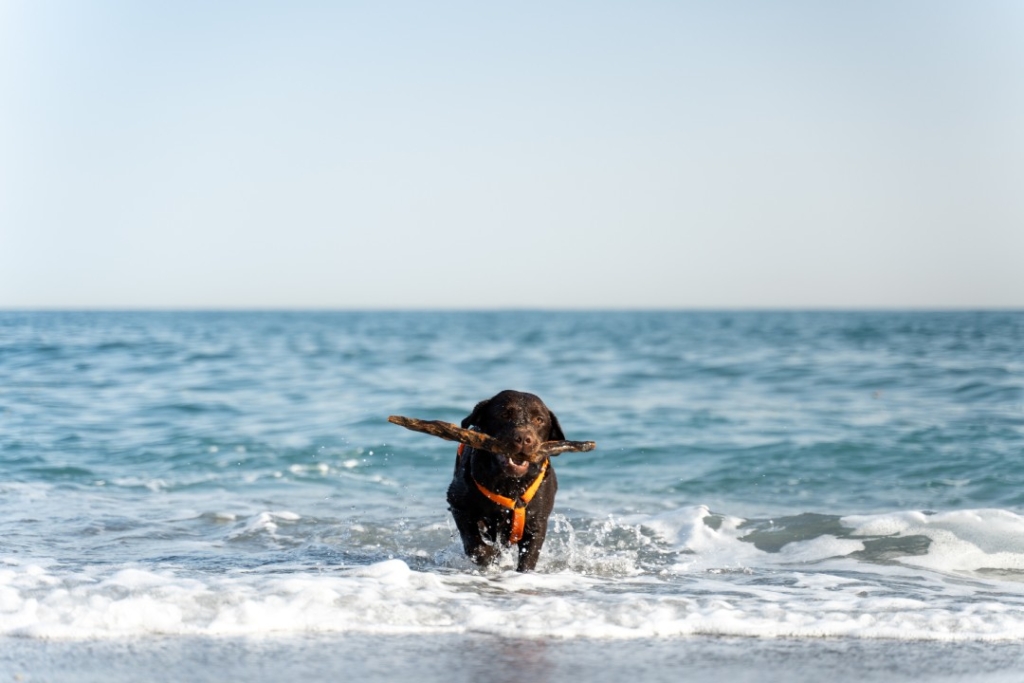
461,399,490,429
547,410,565,441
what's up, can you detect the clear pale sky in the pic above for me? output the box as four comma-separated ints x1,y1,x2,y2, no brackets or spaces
2,1,1022,309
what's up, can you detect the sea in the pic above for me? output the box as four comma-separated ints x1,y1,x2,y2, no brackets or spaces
2,310,1024,682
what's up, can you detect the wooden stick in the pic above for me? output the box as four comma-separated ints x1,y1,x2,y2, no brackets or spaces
387,415,596,457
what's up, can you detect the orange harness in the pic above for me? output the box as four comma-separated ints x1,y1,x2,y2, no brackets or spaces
457,444,548,544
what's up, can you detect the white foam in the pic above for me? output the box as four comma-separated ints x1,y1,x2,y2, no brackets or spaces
634,506,1024,578
6,505,1024,642
3,553,1024,642
638,505,766,572
110,477,168,492
227,511,301,539
843,509,1024,573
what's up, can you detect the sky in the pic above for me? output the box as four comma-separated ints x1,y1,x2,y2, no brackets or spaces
1,1,1022,309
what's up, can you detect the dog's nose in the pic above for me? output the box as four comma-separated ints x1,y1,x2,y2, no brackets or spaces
514,433,535,449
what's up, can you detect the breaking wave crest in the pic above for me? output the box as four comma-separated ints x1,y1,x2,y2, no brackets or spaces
5,506,1024,641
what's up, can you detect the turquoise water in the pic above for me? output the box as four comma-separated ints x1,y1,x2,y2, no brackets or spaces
2,311,1024,679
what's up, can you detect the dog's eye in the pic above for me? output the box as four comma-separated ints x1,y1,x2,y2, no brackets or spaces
533,415,545,424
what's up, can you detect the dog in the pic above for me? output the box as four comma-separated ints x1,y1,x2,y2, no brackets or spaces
446,390,564,572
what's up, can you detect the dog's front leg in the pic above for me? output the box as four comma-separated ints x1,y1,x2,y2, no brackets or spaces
451,508,499,567
467,519,500,567
515,524,547,572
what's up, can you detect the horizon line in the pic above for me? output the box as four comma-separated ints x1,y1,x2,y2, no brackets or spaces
2,306,1022,314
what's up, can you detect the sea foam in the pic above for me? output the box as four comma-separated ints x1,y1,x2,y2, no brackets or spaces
4,506,1024,642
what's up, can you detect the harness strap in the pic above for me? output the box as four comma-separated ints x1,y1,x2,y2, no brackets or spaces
457,443,548,544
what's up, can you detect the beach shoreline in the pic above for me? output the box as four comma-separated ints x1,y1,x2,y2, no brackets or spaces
3,633,1024,683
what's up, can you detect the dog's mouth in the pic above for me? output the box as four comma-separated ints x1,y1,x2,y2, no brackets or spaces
498,452,533,477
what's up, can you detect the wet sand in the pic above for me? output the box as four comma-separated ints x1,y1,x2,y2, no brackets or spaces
4,634,1024,683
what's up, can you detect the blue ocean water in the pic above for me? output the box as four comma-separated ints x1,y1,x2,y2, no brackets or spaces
2,311,1024,678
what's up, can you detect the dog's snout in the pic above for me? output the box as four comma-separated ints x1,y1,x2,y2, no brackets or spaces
511,428,544,456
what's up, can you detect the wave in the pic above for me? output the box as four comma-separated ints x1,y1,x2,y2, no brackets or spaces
654,506,1024,575
4,506,1024,642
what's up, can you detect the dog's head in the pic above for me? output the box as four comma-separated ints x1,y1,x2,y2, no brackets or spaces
461,390,565,477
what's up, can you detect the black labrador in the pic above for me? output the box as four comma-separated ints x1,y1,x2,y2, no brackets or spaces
446,390,564,572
